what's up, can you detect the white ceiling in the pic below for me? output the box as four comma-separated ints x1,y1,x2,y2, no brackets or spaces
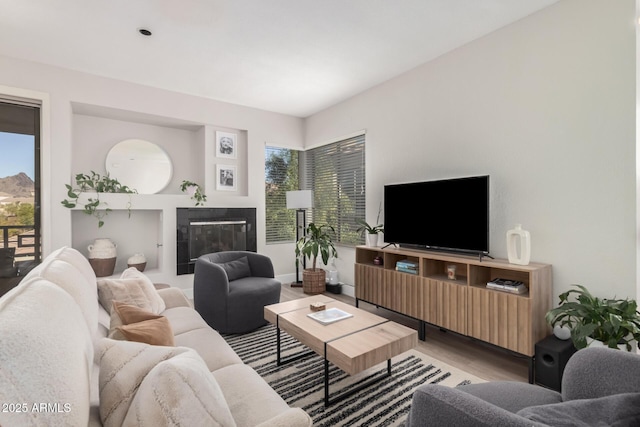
0,0,559,118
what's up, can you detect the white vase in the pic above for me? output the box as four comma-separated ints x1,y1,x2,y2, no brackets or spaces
366,233,378,247
553,325,571,340
506,224,531,265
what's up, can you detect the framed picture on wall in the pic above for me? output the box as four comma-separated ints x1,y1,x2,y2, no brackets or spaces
216,131,237,159
217,164,237,191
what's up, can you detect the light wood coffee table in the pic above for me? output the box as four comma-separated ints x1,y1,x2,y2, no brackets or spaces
264,295,417,406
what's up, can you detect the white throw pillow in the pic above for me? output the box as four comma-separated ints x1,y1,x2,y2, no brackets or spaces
98,338,236,427
97,277,154,313
121,267,166,313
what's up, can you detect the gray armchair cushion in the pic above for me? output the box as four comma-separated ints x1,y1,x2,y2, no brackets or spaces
407,347,640,427
562,347,640,400
220,256,251,281
406,384,548,427
459,381,561,413
517,392,640,427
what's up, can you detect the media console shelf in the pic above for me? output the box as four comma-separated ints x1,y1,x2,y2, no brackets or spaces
354,245,552,361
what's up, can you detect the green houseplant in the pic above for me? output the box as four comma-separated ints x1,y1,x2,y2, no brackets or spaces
545,284,640,351
355,219,384,235
180,180,207,206
295,223,338,294
61,171,136,228
356,204,384,247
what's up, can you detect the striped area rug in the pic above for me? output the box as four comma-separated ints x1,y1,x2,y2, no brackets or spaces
223,324,485,427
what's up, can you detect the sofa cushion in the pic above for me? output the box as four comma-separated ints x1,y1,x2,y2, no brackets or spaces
98,338,235,427
220,256,251,281
161,306,211,335
173,328,243,371
27,246,99,336
0,278,94,427
125,345,237,427
160,306,244,370
212,364,295,427
517,392,640,426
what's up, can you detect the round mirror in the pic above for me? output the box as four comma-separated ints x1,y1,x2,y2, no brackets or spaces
105,139,173,194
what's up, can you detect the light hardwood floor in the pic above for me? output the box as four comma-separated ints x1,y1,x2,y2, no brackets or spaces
280,284,530,383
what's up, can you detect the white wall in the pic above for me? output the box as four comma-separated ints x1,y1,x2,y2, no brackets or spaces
0,0,635,301
0,54,304,292
305,0,637,300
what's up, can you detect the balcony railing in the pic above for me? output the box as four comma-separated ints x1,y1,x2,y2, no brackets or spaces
0,225,39,262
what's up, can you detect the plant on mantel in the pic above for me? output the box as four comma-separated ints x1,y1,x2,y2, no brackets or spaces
180,180,207,206
545,284,640,351
61,171,136,228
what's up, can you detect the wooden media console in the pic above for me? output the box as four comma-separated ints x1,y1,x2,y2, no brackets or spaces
354,245,552,363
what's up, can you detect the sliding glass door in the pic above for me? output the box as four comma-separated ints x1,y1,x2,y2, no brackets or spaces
0,100,41,296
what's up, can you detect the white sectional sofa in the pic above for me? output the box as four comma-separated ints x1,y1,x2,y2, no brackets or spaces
0,246,312,427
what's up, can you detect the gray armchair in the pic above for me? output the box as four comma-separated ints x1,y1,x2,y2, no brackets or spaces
194,251,281,334
406,347,640,426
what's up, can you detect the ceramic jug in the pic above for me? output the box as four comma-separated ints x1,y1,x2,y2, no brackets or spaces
88,238,117,259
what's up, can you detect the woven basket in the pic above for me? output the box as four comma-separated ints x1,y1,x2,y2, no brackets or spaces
303,269,326,295
89,257,116,277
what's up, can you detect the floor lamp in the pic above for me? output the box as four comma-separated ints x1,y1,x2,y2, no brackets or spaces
286,190,313,287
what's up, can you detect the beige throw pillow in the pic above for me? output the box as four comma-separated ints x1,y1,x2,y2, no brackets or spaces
109,301,174,346
97,267,166,315
117,317,175,346
97,278,154,313
98,339,236,427
121,267,166,313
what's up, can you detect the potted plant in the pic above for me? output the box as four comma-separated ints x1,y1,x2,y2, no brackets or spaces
180,180,207,206
356,205,384,247
295,223,338,294
545,284,640,351
61,171,136,228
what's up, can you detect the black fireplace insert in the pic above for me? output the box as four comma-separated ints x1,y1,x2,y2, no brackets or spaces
176,207,257,275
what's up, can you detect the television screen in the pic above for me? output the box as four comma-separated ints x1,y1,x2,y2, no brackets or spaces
383,175,489,254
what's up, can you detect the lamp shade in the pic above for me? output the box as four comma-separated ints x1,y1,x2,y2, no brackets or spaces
286,190,314,209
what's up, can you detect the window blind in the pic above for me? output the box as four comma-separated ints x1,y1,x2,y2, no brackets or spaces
303,133,365,246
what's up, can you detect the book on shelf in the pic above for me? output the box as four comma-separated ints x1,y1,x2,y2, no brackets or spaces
486,278,528,294
396,259,418,270
396,266,418,275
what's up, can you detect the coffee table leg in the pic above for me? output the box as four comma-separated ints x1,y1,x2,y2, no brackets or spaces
323,350,392,407
275,317,314,366
276,325,282,365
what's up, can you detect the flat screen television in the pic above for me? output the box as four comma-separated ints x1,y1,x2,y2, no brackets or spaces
383,175,489,255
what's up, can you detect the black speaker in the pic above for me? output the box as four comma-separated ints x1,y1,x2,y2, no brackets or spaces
534,335,577,392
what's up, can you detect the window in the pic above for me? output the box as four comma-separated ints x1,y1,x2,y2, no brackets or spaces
303,133,365,246
265,147,299,243
0,99,41,296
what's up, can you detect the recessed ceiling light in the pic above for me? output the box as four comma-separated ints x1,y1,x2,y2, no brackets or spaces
138,28,152,36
